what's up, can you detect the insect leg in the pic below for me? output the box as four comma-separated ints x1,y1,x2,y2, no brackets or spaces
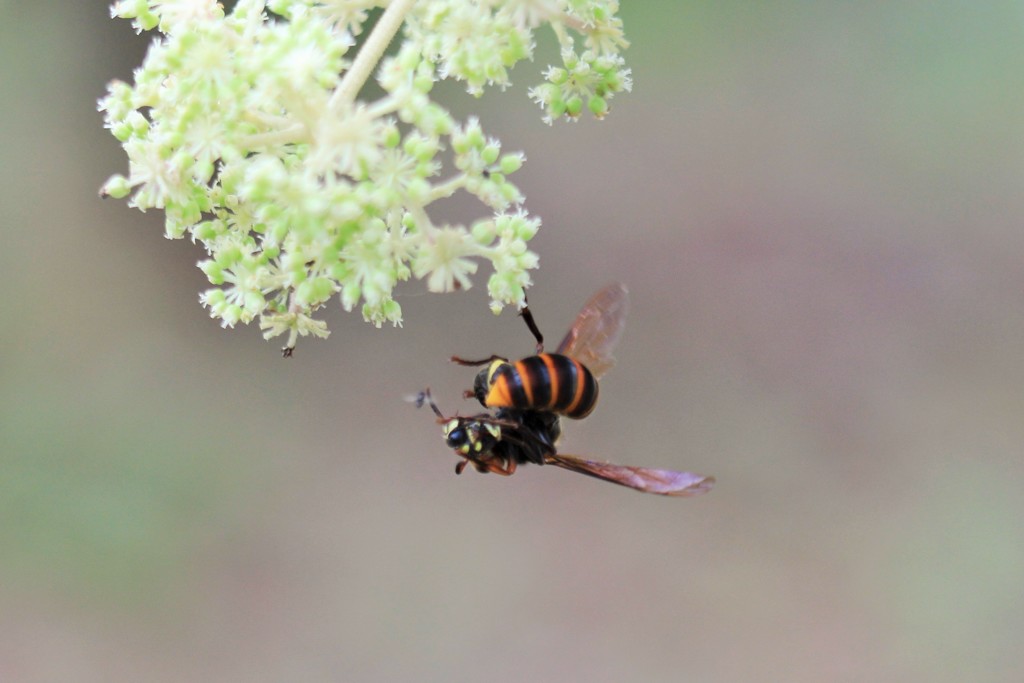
519,293,544,353
450,354,506,366
483,456,517,476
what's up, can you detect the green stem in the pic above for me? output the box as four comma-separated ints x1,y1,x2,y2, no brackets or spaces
331,0,417,108
408,204,436,239
426,174,467,203
550,21,574,50
238,124,308,150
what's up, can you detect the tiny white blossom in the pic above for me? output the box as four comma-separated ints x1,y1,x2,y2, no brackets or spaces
413,227,480,293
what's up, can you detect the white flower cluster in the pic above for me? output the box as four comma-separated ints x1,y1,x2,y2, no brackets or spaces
100,0,631,351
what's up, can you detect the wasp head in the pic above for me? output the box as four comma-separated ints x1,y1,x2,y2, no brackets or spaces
442,417,501,456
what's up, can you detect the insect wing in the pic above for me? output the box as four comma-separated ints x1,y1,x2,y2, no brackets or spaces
555,282,629,379
544,453,715,496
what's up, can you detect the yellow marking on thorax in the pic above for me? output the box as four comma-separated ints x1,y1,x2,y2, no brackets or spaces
485,360,514,407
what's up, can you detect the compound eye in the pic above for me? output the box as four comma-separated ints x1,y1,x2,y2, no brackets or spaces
445,427,466,448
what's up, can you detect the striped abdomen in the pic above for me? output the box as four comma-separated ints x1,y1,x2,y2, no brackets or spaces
484,353,598,419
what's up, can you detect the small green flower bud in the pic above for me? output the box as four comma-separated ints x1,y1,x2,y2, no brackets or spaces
215,245,243,268
332,262,352,282
482,144,500,165
382,298,402,323
534,82,558,103
100,174,132,199
341,284,361,312
201,288,226,306
223,304,243,327
199,260,225,284
518,250,539,269
126,110,149,133
515,217,539,241
452,136,470,155
296,277,334,307
414,72,434,93
550,98,567,119
464,125,485,150
472,220,496,245
194,224,215,242
406,178,431,204
194,159,215,184
109,121,134,142
566,97,583,117
499,154,522,175
164,216,188,240
499,183,522,204
244,291,266,314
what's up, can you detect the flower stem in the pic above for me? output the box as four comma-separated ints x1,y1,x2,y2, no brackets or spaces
238,123,308,150
427,174,467,203
332,0,416,108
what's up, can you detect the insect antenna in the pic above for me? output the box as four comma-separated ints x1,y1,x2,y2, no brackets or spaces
409,388,447,420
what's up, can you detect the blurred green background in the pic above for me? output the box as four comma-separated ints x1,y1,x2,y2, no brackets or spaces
3,2,1024,681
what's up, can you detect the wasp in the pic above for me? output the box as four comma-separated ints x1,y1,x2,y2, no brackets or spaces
415,283,715,496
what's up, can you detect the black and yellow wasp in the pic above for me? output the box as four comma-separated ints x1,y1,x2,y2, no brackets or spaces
416,283,714,496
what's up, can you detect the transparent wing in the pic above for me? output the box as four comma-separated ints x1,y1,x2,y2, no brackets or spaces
554,282,629,378
544,453,715,497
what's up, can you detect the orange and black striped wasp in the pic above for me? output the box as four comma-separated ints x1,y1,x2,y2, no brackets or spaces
415,283,715,496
